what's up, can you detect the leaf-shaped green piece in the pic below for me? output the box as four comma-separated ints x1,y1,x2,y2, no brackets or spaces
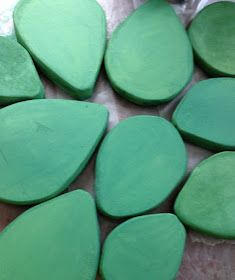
0,99,108,204
173,78,235,151
100,214,186,280
95,116,187,218
189,1,235,76
105,0,193,105
175,152,235,239
0,190,100,280
0,37,44,105
14,0,106,99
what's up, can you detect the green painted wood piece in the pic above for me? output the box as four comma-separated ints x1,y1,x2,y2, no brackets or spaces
175,152,235,239
0,36,44,105
105,0,193,105
100,214,186,280
189,1,235,76
173,78,235,151
14,0,106,100
95,116,187,218
0,99,108,205
0,190,100,280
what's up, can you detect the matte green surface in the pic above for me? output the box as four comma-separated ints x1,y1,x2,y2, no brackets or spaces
0,99,108,205
189,1,235,76
0,36,44,105
100,214,186,280
175,152,235,239
173,78,235,151
14,0,106,100
0,190,100,280
95,116,187,218
105,0,193,105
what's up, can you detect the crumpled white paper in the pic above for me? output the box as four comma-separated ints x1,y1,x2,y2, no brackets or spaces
0,0,235,279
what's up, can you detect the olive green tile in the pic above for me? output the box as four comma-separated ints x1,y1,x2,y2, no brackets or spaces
173,78,235,151
0,36,44,105
175,152,235,239
0,190,100,280
14,0,106,99
100,214,186,280
189,1,235,76
105,0,193,105
95,115,187,218
0,99,108,204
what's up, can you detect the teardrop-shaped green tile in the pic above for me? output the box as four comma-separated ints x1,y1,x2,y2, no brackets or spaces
0,190,100,280
100,214,186,280
175,152,235,239
95,116,187,218
189,2,235,76
14,0,106,99
0,37,44,105
173,78,235,151
0,99,108,204
105,0,193,105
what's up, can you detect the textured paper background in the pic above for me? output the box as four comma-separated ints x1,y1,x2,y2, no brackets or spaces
0,0,235,279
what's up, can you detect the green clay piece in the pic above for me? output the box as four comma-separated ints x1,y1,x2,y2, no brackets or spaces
0,190,100,280
0,36,44,105
95,116,187,218
189,1,235,76
175,152,235,239
14,0,106,100
105,0,193,105
100,214,186,280
0,99,108,205
173,78,235,151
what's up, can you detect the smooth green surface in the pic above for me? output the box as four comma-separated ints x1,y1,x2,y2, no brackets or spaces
175,152,235,239
0,36,44,105
173,78,235,151
105,0,193,105
95,116,187,218
0,99,108,205
100,214,186,280
189,1,235,76
14,0,106,99
0,190,100,280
